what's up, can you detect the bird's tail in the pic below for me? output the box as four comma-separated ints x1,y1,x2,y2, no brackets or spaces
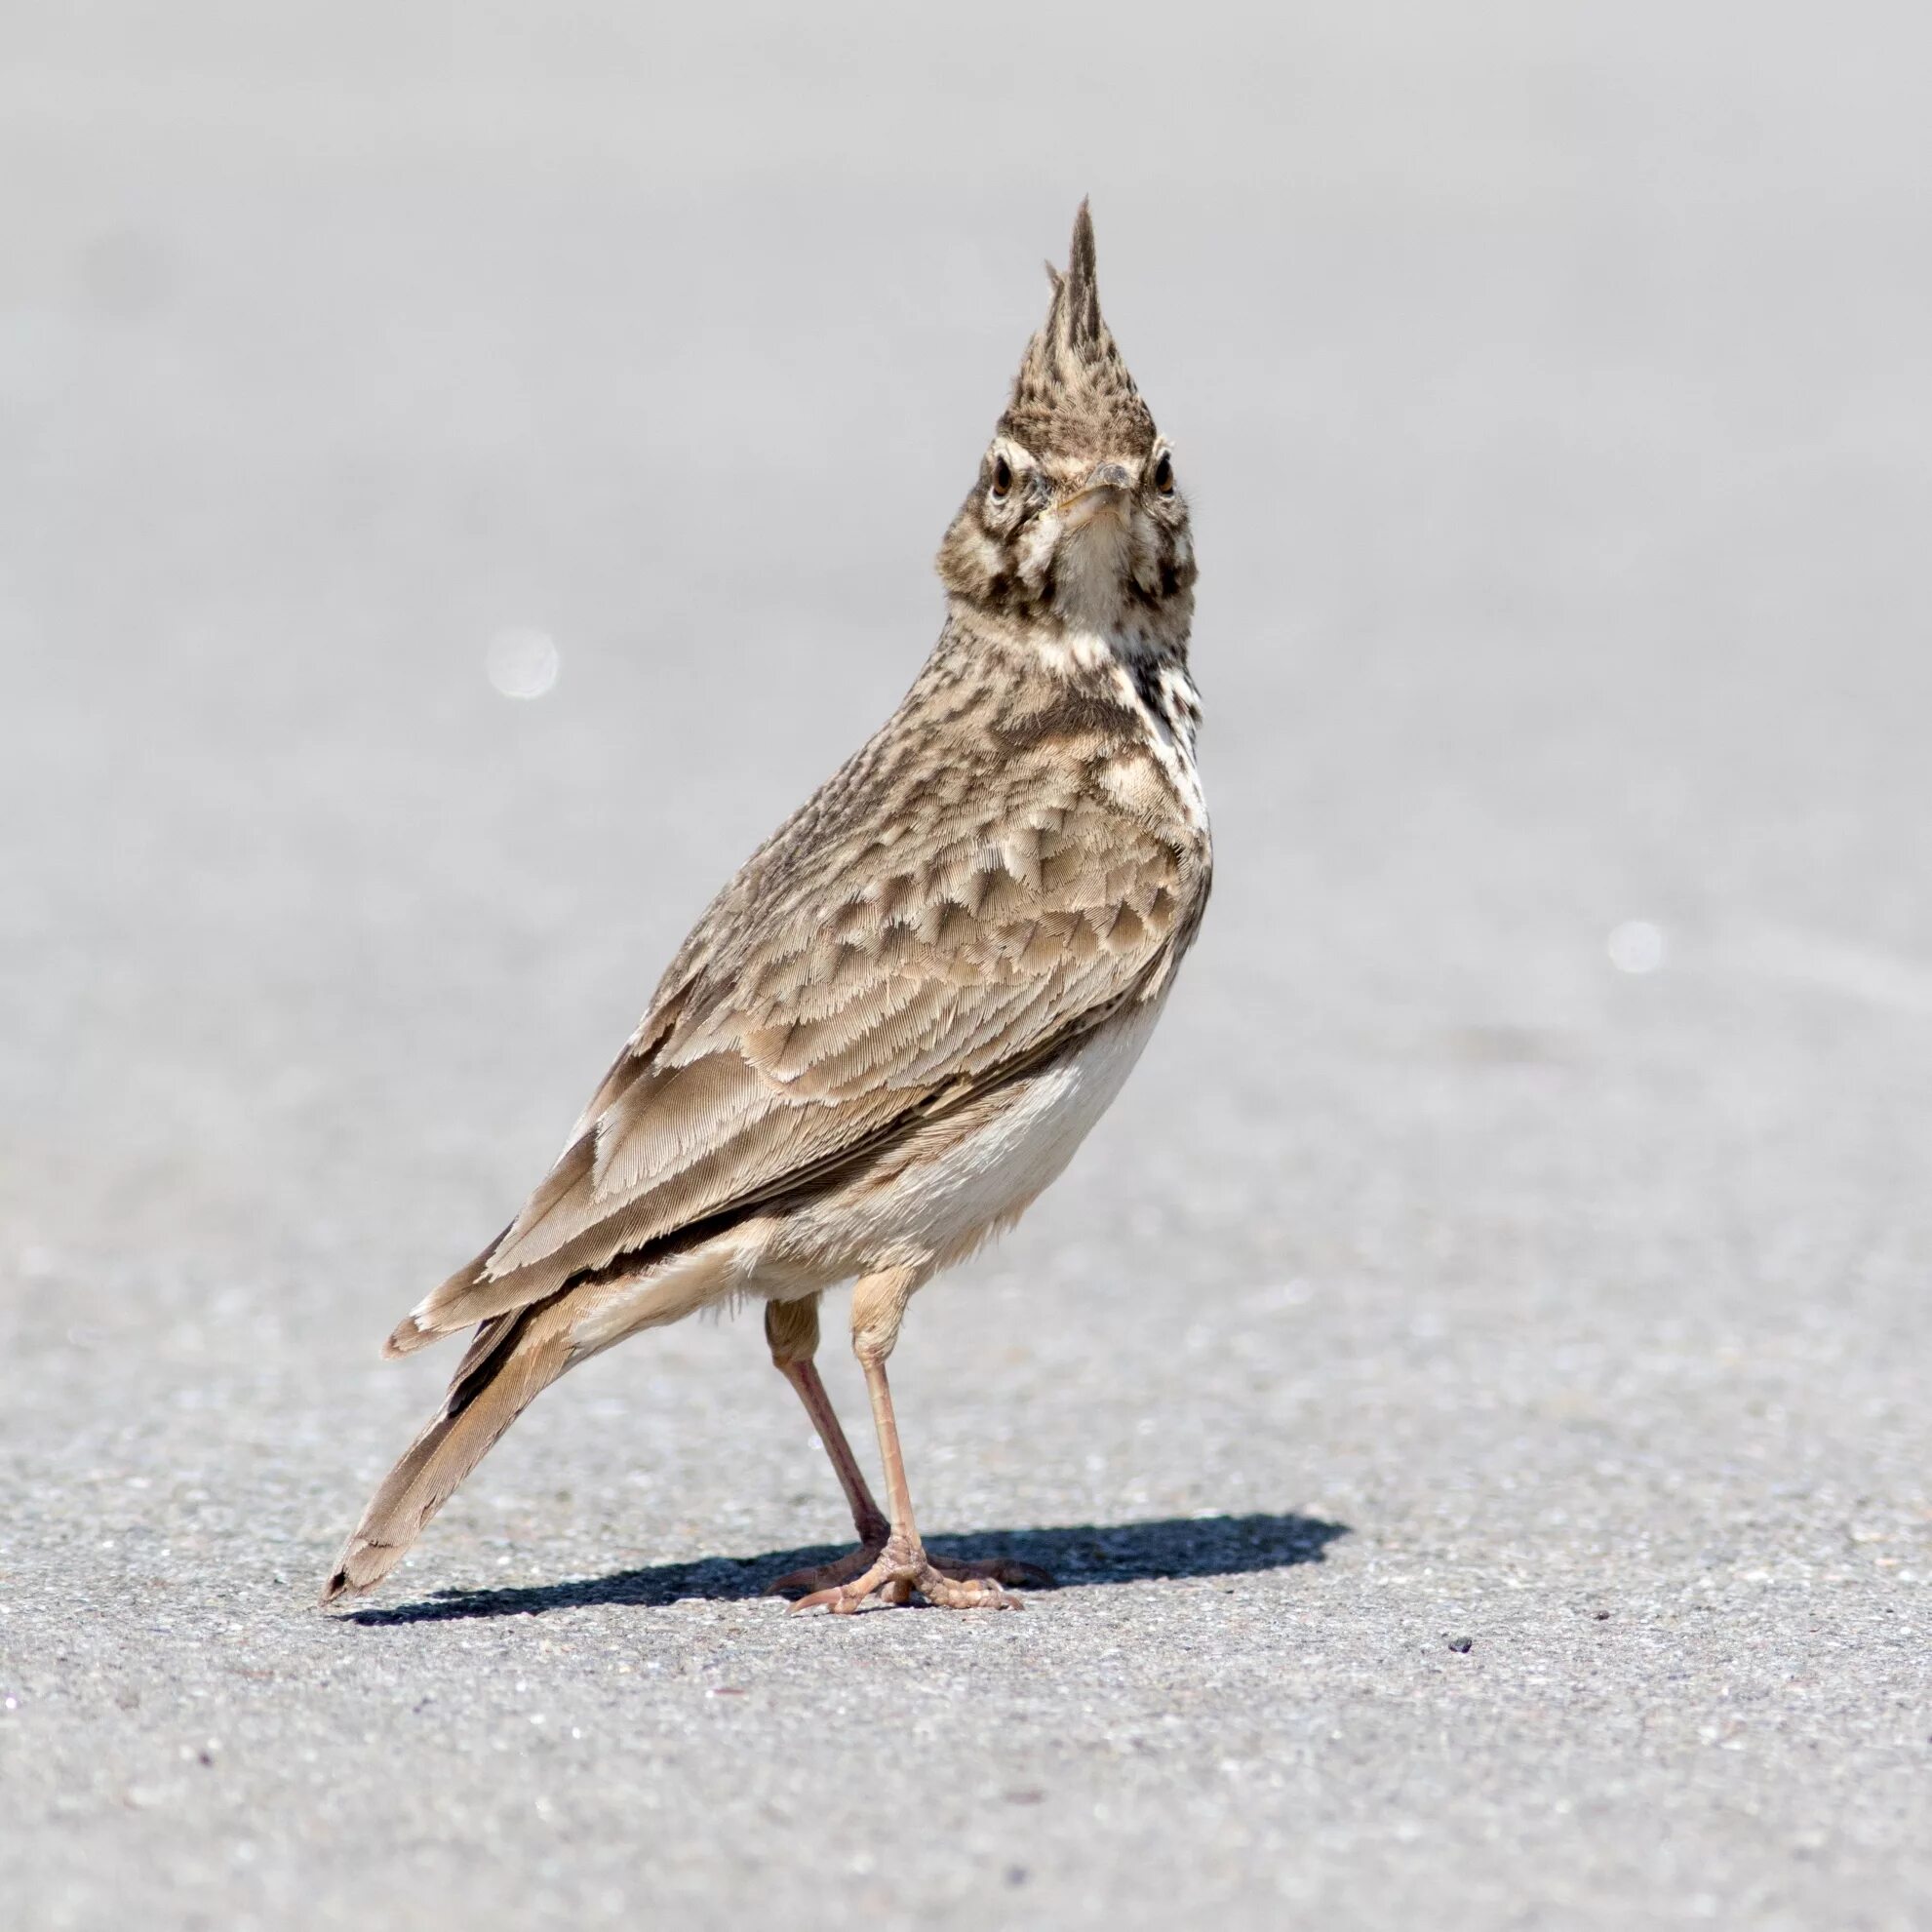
320,1304,572,1603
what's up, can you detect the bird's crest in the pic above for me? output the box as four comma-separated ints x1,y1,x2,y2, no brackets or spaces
1002,200,1156,457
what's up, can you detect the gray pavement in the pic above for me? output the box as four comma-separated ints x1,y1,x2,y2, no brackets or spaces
2,5,1929,1927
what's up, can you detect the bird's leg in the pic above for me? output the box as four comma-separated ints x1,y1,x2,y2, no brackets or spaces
762,1297,896,1597
791,1269,1045,1613
767,1294,889,1541
780,1358,890,1542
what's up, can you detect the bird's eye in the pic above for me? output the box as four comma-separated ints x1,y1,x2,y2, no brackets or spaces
1153,452,1175,495
990,454,1013,499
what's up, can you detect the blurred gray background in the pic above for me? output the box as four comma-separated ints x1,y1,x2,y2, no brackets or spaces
2,4,1928,1927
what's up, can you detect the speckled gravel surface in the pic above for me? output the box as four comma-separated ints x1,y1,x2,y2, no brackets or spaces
3,7,1929,1928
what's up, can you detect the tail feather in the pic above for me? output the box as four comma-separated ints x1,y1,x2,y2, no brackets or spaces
320,1307,573,1603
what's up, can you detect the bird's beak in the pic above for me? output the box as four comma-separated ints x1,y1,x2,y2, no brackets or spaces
1060,461,1135,529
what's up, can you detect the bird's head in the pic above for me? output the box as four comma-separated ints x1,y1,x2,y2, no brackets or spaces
937,201,1194,651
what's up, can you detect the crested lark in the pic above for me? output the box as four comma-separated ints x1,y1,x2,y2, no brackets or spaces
324,203,1209,1613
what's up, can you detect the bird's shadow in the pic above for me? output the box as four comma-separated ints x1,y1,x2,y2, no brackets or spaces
339,1511,1348,1627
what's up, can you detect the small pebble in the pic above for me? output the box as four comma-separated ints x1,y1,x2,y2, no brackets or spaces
1446,1635,1474,1654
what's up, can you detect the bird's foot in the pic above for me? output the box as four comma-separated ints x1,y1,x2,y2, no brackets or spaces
770,1531,1050,1612
764,1540,886,1600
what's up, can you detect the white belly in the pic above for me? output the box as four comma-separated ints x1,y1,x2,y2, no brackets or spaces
798,993,1168,1269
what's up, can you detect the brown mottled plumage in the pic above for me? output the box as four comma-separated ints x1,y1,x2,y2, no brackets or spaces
323,202,1209,1612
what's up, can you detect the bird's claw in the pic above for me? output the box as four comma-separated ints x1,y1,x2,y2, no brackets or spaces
769,1535,1050,1611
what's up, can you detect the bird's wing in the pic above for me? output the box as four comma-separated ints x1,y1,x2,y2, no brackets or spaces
399,747,1204,1345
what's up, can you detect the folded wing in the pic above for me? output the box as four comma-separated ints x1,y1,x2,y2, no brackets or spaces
393,769,1201,1352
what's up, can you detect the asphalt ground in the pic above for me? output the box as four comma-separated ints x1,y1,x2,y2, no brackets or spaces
2,6,1928,1927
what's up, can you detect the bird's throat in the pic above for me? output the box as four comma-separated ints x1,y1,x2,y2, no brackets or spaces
1052,510,1135,635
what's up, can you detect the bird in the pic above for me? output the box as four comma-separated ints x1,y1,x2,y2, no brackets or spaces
322,201,1209,1614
